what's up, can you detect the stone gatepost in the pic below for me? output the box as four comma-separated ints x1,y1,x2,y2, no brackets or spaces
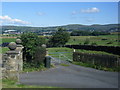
15,39,24,71
2,42,19,80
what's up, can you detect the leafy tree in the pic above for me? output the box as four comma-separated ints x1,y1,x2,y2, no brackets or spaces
20,33,46,62
71,30,110,36
48,28,70,47
71,30,91,36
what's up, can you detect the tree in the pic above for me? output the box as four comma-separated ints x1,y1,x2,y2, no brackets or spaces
20,33,46,63
48,28,70,47
71,30,91,36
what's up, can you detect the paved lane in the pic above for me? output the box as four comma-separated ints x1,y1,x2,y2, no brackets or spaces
20,62,118,88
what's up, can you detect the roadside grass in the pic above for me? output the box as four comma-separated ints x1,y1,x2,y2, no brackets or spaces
23,62,46,73
2,79,58,88
23,66,47,73
60,63,70,67
66,35,119,46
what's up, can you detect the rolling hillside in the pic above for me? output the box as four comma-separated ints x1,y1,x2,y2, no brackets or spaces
0,24,119,33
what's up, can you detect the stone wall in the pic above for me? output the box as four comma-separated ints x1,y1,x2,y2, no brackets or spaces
2,39,23,80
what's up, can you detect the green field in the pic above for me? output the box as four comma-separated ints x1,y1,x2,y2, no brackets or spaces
0,47,9,54
1,34,119,46
66,35,119,46
47,47,73,61
1,38,16,44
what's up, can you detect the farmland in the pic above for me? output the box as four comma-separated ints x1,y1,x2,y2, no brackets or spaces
0,47,9,53
0,34,119,46
0,37,16,44
66,35,119,46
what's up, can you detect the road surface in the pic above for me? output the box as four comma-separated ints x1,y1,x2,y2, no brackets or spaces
19,58,118,88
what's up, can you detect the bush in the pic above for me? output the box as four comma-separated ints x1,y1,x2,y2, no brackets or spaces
20,33,46,69
84,39,90,45
101,38,107,40
23,61,45,72
79,43,82,45
73,39,76,41
91,42,97,46
34,47,46,64
107,41,113,44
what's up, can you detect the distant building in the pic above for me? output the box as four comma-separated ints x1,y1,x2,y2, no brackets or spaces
3,30,22,35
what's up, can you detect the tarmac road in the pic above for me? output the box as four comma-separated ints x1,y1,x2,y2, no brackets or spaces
19,61,118,88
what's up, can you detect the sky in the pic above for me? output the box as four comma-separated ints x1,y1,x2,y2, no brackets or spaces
0,2,118,27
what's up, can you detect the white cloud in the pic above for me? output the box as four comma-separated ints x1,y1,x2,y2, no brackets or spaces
71,11,78,15
37,12,46,16
81,7,100,13
0,15,31,25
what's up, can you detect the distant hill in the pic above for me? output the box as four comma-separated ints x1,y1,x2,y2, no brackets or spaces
0,24,119,33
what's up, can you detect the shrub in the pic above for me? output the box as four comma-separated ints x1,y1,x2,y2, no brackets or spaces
91,42,97,46
20,33,46,69
84,39,90,45
34,47,46,64
73,39,76,41
101,38,107,40
107,41,113,44
79,43,82,45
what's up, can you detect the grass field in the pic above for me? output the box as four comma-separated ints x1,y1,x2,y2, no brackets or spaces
1,38,16,44
1,34,118,46
66,35,119,46
47,47,73,61
0,47,9,54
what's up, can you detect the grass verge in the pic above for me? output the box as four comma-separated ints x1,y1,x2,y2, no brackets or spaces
60,63,70,67
23,62,46,73
2,79,57,88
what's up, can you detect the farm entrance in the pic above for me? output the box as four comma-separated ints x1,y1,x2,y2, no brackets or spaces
49,52,73,65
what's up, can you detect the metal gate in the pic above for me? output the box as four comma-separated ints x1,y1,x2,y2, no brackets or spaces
49,52,73,65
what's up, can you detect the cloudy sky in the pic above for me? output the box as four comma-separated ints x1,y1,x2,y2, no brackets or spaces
0,2,118,27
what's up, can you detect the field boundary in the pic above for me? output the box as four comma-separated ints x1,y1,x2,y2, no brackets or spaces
65,45,120,55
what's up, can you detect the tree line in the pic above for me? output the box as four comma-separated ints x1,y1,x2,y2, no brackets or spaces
70,30,110,36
